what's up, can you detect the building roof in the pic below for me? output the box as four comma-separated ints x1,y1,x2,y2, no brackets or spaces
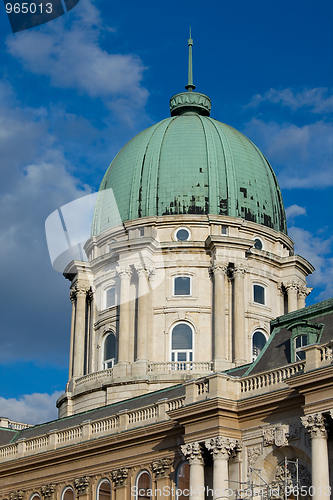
91,92,287,236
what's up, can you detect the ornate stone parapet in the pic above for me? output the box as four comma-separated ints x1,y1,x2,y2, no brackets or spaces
181,441,204,464
111,468,128,487
40,484,57,500
152,458,172,478
74,476,90,496
205,436,242,459
300,413,328,438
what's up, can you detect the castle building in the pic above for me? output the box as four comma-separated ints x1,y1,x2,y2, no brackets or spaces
0,37,332,500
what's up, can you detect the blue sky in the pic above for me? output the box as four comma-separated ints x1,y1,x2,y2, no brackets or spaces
0,0,332,423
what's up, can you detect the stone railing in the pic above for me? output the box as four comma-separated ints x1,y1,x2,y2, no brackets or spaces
320,342,333,363
128,406,158,424
167,398,185,411
240,361,305,394
0,417,32,430
148,361,213,373
75,368,114,388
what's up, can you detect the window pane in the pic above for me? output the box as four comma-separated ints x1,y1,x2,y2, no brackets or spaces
296,350,306,361
177,463,190,500
138,472,151,500
254,285,265,304
105,333,116,361
254,239,262,250
63,490,74,500
99,481,111,500
178,352,187,361
106,287,116,307
176,229,189,241
252,331,266,358
174,277,191,295
172,324,192,349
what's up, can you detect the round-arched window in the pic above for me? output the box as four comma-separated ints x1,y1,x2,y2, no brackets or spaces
62,487,74,500
252,331,267,360
171,323,193,363
175,227,191,242
176,462,190,500
97,479,112,500
30,495,41,500
103,332,117,369
136,471,152,500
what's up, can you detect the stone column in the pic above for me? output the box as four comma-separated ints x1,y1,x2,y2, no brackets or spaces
74,476,90,500
181,442,205,500
133,264,149,374
211,260,229,371
277,282,285,316
87,286,96,373
205,437,242,498
146,265,156,361
298,285,311,309
301,413,330,500
285,281,298,313
68,288,76,379
73,284,88,378
116,266,132,372
233,264,247,366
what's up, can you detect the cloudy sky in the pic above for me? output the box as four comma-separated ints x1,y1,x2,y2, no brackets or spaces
0,0,332,424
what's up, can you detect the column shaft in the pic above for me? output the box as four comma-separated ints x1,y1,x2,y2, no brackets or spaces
234,266,246,365
136,267,148,361
189,462,205,500
287,284,298,312
212,457,228,499
68,291,76,379
212,262,228,369
117,267,132,364
311,436,330,499
73,287,87,377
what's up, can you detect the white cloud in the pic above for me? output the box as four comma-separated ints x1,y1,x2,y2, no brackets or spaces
285,205,307,221
246,87,333,114
6,0,148,124
289,226,333,301
0,391,62,425
243,119,333,189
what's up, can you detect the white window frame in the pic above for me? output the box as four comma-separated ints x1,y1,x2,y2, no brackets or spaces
253,283,266,306
135,470,152,500
97,478,112,500
104,285,117,310
174,226,191,242
61,487,75,500
102,332,117,369
253,236,264,250
170,322,194,366
295,334,308,361
173,275,192,297
252,330,268,361
30,495,41,500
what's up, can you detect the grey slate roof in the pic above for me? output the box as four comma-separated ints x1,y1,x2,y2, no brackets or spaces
0,428,17,446
10,384,185,442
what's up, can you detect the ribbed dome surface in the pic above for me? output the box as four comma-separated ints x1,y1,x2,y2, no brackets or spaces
92,113,287,236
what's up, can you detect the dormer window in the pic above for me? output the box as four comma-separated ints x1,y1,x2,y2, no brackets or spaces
295,334,308,361
252,331,267,360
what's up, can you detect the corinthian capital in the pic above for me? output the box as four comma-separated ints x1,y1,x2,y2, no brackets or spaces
41,484,57,500
75,283,89,297
112,468,128,487
300,413,328,439
9,492,24,500
134,263,148,276
116,265,132,278
74,476,90,495
181,441,204,465
234,263,247,276
210,259,228,275
69,288,77,302
152,457,172,478
205,436,242,459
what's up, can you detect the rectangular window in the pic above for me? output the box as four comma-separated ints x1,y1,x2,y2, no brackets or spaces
295,334,308,361
139,228,144,237
254,284,265,305
174,276,191,296
221,225,228,235
106,287,116,308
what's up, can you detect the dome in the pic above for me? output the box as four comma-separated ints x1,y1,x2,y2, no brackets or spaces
92,92,287,236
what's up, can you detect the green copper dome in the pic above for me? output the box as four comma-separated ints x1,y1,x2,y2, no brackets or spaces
91,98,287,236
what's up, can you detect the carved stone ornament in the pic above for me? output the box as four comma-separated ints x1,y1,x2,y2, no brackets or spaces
9,492,24,500
271,462,311,494
40,484,57,500
263,425,288,447
181,442,204,465
74,476,90,496
210,259,228,276
247,445,262,466
87,286,96,302
152,457,172,478
111,468,128,487
288,422,300,440
69,288,76,302
116,266,132,279
205,436,242,460
75,283,90,297
301,413,328,438
233,263,247,276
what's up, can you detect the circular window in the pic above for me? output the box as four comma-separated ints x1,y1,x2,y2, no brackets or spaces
253,238,263,250
175,227,191,241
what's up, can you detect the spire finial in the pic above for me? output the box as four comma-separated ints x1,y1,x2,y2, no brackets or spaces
185,27,196,92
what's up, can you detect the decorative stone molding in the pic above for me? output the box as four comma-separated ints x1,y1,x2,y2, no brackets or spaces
69,289,76,302
298,285,312,298
301,413,328,438
277,282,285,295
75,284,90,297
288,422,300,440
40,484,56,500
116,266,132,278
205,436,242,460
181,442,204,464
134,264,147,276
74,476,90,496
263,425,288,447
210,259,228,275
111,468,128,487
247,445,261,466
87,286,96,302
152,458,172,478
233,263,247,276
9,492,24,500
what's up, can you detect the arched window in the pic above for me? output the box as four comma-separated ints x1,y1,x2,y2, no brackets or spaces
253,284,265,305
171,323,193,364
252,331,267,360
103,332,117,369
106,287,116,308
174,276,191,296
62,487,74,500
136,470,152,500
176,462,190,500
30,495,41,500
97,479,112,500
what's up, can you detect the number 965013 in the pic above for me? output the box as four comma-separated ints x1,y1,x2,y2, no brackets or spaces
6,3,53,14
